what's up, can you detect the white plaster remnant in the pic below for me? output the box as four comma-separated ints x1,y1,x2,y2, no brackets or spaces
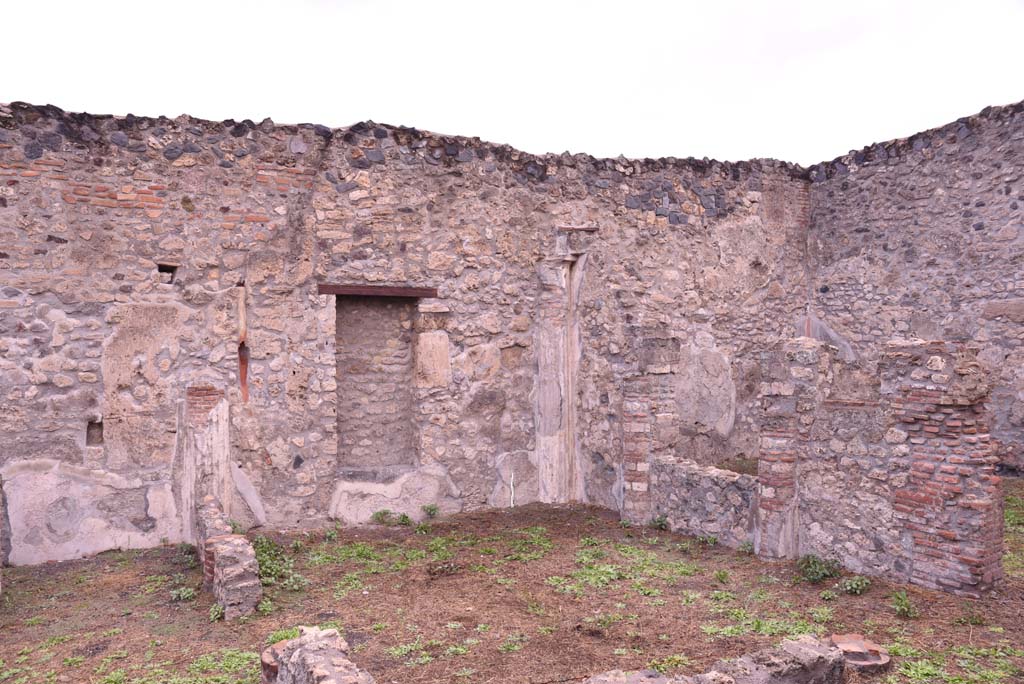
328,464,462,524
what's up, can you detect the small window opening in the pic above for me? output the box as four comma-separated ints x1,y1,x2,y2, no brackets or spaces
86,420,104,446
157,263,177,284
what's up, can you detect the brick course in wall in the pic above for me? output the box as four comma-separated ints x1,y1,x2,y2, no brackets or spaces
642,337,1003,594
882,342,1002,595
187,385,226,426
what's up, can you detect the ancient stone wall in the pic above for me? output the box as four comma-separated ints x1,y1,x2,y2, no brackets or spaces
646,337,1003,595
648,459,756,547
807,101,1024,470
0,98,1019,590
335,296,417,471
879,341,1002,593
769,339,1002,595
0,101,811,565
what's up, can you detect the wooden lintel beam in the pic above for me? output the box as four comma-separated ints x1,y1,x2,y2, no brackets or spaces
317,283,438,298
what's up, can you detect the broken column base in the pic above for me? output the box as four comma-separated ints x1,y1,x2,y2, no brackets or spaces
262,626,375,684
828,633,891,674
585,636,844,684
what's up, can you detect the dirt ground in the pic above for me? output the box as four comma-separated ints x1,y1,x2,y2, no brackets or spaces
2,479,1023,684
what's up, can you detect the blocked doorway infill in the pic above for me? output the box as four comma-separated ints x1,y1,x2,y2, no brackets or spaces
335,296,416,470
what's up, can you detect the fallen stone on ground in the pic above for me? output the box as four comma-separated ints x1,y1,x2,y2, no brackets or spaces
585,636,844,684
262,626,375,684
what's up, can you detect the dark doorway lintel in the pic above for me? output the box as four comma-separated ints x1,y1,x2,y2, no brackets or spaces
317,283,438,298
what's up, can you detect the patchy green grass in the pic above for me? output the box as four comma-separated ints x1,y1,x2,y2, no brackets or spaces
1004,478,1024,579
1,500,1022,684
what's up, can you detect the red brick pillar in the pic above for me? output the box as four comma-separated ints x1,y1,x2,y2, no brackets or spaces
621,378,653,523
884,341,1002,596
756,338,828,558
620,335,681,525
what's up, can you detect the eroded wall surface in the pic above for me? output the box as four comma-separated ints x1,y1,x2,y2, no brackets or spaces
0,99,1019,579
648,337,1002,596
0,102,810,564
807,102,1024,470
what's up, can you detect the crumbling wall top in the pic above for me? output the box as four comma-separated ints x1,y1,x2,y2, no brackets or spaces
807,99,1024,182
0,101,807,183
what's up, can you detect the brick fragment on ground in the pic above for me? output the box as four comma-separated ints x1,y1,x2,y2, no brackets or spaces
828,633,891,674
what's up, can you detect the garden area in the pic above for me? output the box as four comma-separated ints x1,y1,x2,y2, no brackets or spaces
1,478,1023,684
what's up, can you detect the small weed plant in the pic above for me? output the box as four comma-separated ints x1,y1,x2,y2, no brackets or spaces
796,555,840,584
169,586,196,602
838,575,871,595
370,509,395,525
891,590,919,619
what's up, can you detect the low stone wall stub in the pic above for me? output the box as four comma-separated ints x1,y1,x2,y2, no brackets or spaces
196,495,233,587
649,458,756,548
208,534,262,619
195,495,261,618
262,626,375,684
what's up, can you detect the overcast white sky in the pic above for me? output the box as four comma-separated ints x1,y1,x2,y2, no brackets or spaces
4,1,1023,165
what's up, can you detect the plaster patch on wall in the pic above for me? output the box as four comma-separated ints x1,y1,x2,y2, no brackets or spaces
102,302,194,471
328,463,462,524
415,330,452,388
0,459,180,564
487,450,539,507
676,340,736,439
